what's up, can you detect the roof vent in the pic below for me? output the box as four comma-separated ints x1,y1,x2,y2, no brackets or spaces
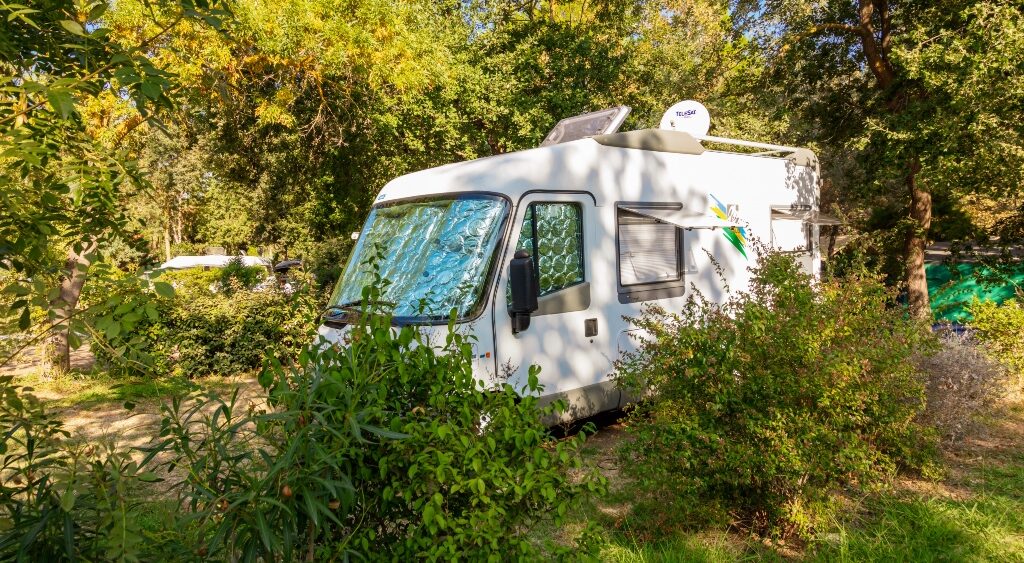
659,100,711,137
541,106,631,147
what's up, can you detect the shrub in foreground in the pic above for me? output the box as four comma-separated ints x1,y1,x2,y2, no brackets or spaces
0,375,166,561
158,292,604,560
614,254,937,537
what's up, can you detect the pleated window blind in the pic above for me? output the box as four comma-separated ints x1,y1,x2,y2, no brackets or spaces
617,211,681,286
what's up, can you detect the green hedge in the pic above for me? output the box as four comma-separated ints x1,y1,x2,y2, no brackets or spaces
153,287,317,376
160,291,604,560
91,267,321,377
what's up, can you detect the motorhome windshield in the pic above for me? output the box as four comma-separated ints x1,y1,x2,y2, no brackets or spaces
328,195,509,321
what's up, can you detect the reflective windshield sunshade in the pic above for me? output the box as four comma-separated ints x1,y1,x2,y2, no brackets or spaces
331,196,508,320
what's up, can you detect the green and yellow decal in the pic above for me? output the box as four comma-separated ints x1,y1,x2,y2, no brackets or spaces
710,194,747,259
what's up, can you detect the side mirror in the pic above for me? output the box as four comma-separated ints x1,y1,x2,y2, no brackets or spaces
509,249,538,334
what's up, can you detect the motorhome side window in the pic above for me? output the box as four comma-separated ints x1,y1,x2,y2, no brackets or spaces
617,208,681,286
512,202,584,296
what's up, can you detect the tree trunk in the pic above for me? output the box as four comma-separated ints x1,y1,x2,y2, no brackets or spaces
164,223,172,262
904,159,932,319
41,242,97,377
827,225,838,258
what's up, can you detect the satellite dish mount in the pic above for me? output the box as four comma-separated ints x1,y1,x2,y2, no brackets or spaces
659,100,711,137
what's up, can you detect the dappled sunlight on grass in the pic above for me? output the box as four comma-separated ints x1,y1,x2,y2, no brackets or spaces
17,370,251,410
810,402,1024,562
540,399,1024,561
601,529,786,563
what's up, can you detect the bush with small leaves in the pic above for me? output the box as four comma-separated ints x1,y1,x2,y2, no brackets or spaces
91,266,322,378
969,298,1024,384
615,253,937,538
218,257,267,293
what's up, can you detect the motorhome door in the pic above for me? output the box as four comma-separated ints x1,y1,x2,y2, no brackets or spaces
492,192,617,421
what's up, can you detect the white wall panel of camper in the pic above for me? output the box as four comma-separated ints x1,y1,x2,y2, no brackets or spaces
320,101,837,423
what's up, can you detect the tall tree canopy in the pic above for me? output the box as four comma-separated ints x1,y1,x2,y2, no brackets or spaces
118,0,777,257
742,0,1024,316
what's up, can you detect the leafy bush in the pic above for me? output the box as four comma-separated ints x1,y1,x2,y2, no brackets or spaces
86,265,319,378
151,285,319,377
969,298,1024,382
158,293,603,560
218,257,267,292
915,329,1009,443
614,253,937,537
79,263,176,376
160,267,222,296
0,376,167,561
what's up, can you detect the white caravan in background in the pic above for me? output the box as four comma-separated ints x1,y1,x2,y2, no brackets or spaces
319,102,838,423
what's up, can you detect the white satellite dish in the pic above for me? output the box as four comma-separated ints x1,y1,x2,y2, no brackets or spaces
659,100,711,136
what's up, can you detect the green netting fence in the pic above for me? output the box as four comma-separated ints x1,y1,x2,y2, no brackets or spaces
927,262,1024,322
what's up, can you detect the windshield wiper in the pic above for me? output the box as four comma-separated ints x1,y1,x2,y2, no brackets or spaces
324,300,397,317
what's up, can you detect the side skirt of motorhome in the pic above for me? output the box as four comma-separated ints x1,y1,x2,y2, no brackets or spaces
536,380,621,426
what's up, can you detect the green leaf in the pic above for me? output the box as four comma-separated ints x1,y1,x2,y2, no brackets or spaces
360,424,410,440
153,281,174,299
18,307,30,330
59,20,85,36
104,320,120,339
88,2,107,19
7,8,39,24
59,489,76,512
255,510,273,552
140,80,162,100
46,88,75,118
123,401,136,411
3,284,30,296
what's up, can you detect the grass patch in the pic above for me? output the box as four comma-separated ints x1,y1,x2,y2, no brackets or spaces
17,370,248,409
810,487,1024,561
809,407,1024,561
601,529,786,563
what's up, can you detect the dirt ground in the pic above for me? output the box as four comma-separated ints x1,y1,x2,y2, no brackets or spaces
0,343,95,379
4,345,263,461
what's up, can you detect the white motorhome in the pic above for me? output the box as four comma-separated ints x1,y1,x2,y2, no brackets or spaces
320,102,837,422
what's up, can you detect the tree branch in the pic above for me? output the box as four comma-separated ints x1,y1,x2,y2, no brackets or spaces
858,0,895,89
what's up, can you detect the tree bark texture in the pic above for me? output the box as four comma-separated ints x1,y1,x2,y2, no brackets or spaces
904,159,932,319
41,242,97,377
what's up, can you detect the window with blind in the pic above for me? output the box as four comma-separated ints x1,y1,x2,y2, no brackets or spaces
616,205,685,302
